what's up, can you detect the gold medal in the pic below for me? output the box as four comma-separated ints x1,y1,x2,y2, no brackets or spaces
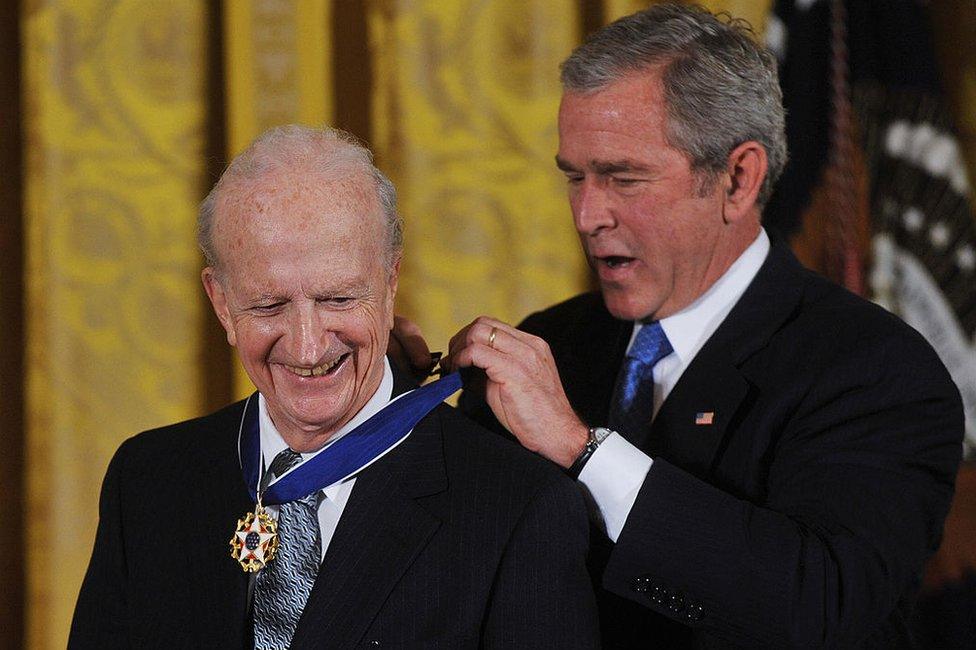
229,502,279,572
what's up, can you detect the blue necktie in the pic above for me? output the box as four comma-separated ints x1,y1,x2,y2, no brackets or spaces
253,449,321,650
608,322,673,444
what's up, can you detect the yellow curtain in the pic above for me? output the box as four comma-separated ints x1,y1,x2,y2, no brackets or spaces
223,0,334,399
368,0,589,352
22,1,209,647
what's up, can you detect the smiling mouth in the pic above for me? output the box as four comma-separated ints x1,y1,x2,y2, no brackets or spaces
282,353,350,378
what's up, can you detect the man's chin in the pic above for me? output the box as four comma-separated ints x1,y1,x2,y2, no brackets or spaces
601,291,655,323
267,399,350,449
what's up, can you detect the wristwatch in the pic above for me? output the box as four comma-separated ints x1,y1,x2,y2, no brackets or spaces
565,427,614,479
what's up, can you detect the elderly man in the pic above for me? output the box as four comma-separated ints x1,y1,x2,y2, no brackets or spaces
69,126,598,649
433,5,964,648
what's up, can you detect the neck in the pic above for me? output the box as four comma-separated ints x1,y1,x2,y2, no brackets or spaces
264,361,392,454
702,221,760,294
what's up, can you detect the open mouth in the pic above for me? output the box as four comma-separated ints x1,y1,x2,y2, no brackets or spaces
283,353,350,378
598,255,635,269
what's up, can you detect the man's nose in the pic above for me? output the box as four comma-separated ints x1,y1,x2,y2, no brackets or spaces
573,180,615,236
289,303,327,365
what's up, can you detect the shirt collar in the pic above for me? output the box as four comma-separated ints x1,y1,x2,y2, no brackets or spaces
630,228,770,363
258,357,395,485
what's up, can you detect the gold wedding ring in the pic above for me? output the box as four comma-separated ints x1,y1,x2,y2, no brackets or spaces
488,327,498,349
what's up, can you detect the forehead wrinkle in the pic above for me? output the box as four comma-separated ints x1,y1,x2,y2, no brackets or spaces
212,165,384,259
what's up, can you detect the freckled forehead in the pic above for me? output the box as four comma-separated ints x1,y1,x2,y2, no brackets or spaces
213,165,384,244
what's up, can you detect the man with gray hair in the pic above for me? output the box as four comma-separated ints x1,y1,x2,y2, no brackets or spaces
437,4,963,647
69,125,599,649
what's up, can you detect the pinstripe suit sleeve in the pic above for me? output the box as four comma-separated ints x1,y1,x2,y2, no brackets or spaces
69,441,131,649
482,472,600,649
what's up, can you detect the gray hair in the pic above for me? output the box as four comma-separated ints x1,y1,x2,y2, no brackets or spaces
198,124,402,270
560,3,787,207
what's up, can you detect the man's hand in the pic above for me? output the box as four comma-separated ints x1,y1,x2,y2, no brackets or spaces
389,315,436,382
442,316,589,468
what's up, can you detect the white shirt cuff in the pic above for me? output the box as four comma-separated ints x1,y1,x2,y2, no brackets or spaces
578,432,652,542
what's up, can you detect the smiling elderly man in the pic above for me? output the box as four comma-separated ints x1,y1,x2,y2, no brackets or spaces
69,125,598,650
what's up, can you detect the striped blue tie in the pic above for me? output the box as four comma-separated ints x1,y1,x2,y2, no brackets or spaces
253,449,321,649
608,322,673,444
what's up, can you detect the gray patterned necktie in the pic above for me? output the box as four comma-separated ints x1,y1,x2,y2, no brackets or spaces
253,449,322,650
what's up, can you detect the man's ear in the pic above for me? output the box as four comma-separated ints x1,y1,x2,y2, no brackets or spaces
722,140,767,223
201,267,237,347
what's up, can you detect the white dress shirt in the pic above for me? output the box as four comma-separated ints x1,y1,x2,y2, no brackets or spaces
579,229,770,541
258,357,395,561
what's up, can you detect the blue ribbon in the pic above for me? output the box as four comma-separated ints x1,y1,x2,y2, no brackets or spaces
238,372,462,505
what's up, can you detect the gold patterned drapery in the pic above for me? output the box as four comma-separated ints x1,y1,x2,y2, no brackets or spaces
7,2,976,649
21,2,210,648
368,0,588,350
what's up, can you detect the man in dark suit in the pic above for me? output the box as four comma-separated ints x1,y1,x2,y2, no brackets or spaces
440,5,964,647
69,125,599,649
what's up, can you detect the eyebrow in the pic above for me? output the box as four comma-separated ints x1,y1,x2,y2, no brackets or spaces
555,156,577,172
554,156,652,175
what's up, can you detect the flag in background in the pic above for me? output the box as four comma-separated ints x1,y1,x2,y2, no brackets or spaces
766,0,976,457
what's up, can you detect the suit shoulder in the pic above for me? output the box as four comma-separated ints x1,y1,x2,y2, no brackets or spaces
762,268,959,407
797,268,943,359
518,291,611,339
110,399,248,473
435,404,575,495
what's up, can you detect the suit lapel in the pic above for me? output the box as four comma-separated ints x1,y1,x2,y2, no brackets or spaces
184,403,254,645
562,298,632,425
649,243,805,475
291,387,447,649
649,362,750,474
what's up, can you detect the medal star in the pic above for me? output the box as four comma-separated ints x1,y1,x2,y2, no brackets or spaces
237,515,275,563
231,510,278,571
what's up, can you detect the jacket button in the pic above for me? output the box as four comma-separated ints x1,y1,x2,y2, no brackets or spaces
367,641,381,647
685,603,704,622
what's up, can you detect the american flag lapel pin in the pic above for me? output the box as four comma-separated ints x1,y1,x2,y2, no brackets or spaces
695,411,714,425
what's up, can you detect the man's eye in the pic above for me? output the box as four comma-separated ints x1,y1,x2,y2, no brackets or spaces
319,296,354,307
612,177,640,186
564,174,584,185
253,302,284,313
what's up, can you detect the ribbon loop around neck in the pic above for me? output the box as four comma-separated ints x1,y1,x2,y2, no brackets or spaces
238,372,462,505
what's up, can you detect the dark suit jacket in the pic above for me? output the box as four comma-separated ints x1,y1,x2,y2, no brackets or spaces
69,368,599,649
463,243,963,648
